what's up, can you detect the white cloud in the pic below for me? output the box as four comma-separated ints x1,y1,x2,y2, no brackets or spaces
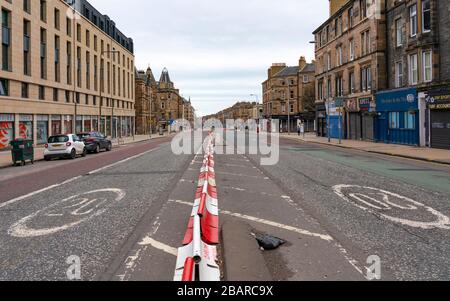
90,0,329,116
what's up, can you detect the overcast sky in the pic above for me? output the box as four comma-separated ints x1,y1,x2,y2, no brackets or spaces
90,0,329,116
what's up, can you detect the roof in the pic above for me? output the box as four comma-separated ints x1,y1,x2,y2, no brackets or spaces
159,67,172,83
273,66,300,78
300,63,315,73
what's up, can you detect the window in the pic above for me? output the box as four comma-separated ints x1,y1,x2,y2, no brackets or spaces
23,0,31,14
54,8,60,30
23,19,31,76
0,78,9,96
2,9,11,71
327,52,331,70
40,28,47,79
39,85,45,100
54,35,60,82
409,54,418,85
404,112,415,129
395,62,403,88
21,83,29,98
349,71,355,94
77,24,81,42
40,0,47,22
349,39,355,61
389,112,400,129
336,46,343,66
53,88,58,102
422,0,431,33
410,4,417,37
361,66,372,91
423,50,432,82
66,18,71,36
303,75,309,83
335,75,343,97
395,18,403,47
348,7,354,28
361,30,370,56
360,0,367,20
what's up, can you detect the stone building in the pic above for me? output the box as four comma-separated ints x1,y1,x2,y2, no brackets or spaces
378,0,438,146
262,57,316,133
313,0,387,140
135,67,157,135
135,66,196,133
0,0,136,150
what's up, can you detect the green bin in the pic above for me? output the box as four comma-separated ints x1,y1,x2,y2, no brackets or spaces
10,139,34,166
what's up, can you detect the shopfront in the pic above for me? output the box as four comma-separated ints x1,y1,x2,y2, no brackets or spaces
64,115,73,134
0,114,15,150
326,99,346,140
51,115,62,136
83,116,92,132
359,97,375,141
75,116,83,133
36,115,49,145
315,103,327,137
426,86,450,150
19,115,33,140
375,88,419,146
346,98,360,140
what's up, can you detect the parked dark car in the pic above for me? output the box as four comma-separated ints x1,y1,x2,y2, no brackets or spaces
77,132,112,153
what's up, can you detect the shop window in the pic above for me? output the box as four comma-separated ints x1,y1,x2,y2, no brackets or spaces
389,112,400,129
404,112,415,129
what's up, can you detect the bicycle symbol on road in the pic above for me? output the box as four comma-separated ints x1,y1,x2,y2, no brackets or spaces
8,188,126,238
333,185,450,230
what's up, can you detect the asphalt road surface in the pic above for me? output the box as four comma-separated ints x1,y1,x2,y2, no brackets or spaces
0,131,449,281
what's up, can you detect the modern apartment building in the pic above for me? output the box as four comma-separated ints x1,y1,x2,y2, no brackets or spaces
0,0,135,150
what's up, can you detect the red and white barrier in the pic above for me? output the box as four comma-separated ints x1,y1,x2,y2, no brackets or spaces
174,132,221,281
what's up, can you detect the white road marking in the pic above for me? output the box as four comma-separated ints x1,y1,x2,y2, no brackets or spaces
138,236,178,256
0,147,160,210
333,184,450,230
169,199,333,242
216,171,269,179
87,147,160,175
8,188,126,238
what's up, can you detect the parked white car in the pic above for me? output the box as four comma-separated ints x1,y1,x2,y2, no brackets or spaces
44,134,87,161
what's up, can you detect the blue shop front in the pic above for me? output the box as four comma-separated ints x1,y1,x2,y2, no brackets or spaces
375,87,419,146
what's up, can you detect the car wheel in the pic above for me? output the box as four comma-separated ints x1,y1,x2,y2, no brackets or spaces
44,156,51,161
94,144,100,154
106,143,112,151
70,148,77,159
82,148,87,157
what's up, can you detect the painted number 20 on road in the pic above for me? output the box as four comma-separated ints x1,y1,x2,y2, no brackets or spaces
333,185,450,230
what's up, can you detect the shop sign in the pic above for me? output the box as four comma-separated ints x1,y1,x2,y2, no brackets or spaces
0,114,14,122
426,86,450,110
37,115,49,121
359,97,372,111
19,114,33,122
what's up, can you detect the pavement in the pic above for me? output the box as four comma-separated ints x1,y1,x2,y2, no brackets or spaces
281,133,450,165
0,134,171,169
0,130,449,281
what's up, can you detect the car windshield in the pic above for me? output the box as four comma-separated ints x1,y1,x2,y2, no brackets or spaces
48,136,69,143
